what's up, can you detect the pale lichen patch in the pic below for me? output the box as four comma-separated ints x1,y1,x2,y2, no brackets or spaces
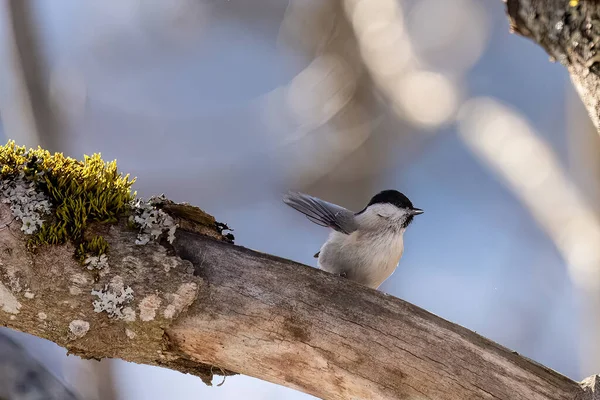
69,286,82,296
125,328,136,339
130,196,178,245
6,273,22,293
122,306,136,322
84,254,108,270
37,312,47,320
69,319,90,338
163,282,198,319
70,273,88,286
0,282,21,314
0,172,52,235
139,294,161,322
91,275,135,320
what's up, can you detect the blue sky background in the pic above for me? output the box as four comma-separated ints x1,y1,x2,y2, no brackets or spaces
0,1,596,399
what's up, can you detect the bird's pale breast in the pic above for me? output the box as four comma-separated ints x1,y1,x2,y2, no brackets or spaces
317,230,405,289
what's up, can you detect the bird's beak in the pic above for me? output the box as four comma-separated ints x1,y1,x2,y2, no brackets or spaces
410,208,424,215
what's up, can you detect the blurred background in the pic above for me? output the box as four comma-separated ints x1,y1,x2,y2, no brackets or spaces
1,0,599,399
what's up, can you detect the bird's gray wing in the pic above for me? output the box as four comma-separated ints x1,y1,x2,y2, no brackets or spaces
282,191,357,234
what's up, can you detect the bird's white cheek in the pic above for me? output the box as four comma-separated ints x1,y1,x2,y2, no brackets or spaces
357,204,408,228
376,204,407,218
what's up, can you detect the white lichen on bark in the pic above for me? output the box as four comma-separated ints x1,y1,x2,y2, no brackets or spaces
0,283,21,314
91,276,135,320
0,171,51,234
84,254,108,270
68,320,89,338
130,196,178,245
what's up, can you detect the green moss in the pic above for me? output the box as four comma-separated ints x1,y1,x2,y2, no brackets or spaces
76,235,110,261
0,140,136,259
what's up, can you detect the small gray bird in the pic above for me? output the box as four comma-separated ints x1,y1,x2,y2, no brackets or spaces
283,190,423,289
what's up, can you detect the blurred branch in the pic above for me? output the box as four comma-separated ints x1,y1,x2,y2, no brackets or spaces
0,192,598,399
506,0,600,133
3,0,59,151
276,0,389,201
0,332,79,400
0,1,40,147
459,96,600,378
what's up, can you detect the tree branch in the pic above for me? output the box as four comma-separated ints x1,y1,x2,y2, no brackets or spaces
505,0,600,132
0,143,595,399
0,200,595,399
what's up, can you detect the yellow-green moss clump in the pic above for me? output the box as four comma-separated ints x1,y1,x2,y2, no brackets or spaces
0,141,135,260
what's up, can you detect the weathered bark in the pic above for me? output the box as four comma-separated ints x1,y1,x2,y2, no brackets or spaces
505,0,600,132
0,199,596,400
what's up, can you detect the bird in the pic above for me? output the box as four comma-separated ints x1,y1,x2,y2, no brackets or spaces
283,189,423,289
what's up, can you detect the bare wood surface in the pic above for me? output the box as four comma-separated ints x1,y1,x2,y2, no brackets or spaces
0,197,595,400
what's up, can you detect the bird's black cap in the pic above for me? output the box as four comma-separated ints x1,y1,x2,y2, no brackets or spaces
367,190,415,209
355,190,423,220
